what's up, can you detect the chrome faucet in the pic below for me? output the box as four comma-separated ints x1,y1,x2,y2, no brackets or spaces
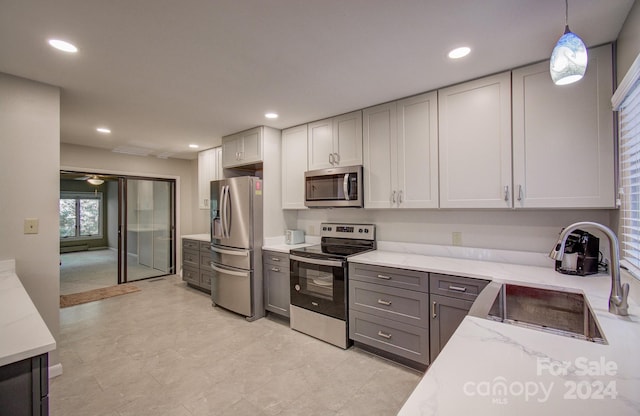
549,222,630,316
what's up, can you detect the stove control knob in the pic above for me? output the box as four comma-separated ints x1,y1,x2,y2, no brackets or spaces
295,284,300,292
328,227,332,231
358,228,363,233
365,229,369,233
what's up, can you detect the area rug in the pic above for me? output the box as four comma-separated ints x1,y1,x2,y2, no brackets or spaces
60,284,140,308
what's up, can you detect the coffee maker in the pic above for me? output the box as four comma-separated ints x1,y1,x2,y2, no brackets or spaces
554,229,599,276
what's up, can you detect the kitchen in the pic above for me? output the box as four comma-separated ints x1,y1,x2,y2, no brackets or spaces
1,1,640,415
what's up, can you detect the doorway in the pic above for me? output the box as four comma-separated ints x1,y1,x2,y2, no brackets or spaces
59,171,176,295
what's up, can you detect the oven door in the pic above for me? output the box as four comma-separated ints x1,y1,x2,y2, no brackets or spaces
290,254,347,320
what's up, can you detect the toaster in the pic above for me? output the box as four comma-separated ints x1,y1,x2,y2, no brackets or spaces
285,229,305,245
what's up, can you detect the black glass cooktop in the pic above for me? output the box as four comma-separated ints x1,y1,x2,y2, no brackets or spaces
291,237,375,259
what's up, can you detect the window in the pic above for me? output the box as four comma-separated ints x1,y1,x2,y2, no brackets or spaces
616,63,640,278
59,192,103,240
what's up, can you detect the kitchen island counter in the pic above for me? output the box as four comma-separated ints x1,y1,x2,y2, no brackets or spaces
349,248,640,415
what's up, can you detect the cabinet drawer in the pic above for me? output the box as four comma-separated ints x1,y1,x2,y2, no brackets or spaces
430,274,489,301
263,251,289,267
349,280,429,326
200,270,213,291
182,266,199,285
349,310,429,365
183,239,200,251
349,263,428,292
183,249,199,267
200,251,212,268
199,241,211,251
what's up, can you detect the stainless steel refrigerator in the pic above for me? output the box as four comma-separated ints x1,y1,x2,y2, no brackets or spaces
210,176,264,321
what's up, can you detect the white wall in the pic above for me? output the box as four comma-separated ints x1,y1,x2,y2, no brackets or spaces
0,73,61,367
296,208,614,253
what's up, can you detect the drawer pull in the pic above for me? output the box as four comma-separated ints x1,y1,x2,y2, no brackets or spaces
432,301,437,319
377,299,392,306
448,285,467,292
271,267,280,272
377,330,392,339
271,257,281,261
377,274,391,280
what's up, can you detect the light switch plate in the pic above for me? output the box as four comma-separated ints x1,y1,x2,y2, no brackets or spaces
452,231,463,246
24,218,39,234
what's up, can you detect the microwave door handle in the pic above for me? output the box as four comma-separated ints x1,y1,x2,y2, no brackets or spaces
343,173,350,201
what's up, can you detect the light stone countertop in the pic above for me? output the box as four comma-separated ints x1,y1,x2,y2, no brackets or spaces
0,259,56,367
262,235,320,253
348,248,640,415
181,233,210,242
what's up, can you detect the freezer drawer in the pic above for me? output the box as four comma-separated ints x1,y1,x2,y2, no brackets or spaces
210,245,252,270
211,262,252,317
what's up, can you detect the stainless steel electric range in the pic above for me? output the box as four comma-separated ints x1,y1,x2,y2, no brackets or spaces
289,223,376,349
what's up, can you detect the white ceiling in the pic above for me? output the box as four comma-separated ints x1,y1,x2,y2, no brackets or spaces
0,0,634,160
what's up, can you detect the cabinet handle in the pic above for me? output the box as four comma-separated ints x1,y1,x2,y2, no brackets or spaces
398,190,403,204
448,285,467,292
504,185,510,202
271,257,280,262
517,184,523,202
391,190,396,203
329,153,334,165
333,152,340,164
377,330,392,339
377,274,391,280
271,267,280,272
377,299,392,306
432,301,437,318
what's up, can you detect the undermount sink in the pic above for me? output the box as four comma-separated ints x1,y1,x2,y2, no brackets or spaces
472,282,607,344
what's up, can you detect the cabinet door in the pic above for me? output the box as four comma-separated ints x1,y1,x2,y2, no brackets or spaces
363,102,397,208
307,118,334,170
429,294,473,362
333,110,363,167
438,72,512,208
240,127,263,164
282,125,308,209
264,259,290,317
198,148,218,209
512,45,614,208
222,134,240,168
397,92,439,208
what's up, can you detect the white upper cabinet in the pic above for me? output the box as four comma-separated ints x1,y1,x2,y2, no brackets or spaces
281,124,308,209
363,92,438,209
438,72,513,208
512,44,615,208
222,126,263,168
308,110,362,170
198,147,223,209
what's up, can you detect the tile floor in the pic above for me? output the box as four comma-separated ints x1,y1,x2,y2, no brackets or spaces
51,275,422,416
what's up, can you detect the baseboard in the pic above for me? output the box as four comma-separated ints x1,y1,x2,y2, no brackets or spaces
49,363,63,379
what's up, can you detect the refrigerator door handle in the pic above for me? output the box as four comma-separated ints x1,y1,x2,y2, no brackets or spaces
210,263,249,277
211,246,249,256
221,185,229,238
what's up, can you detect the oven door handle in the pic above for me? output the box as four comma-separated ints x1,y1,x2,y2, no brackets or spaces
290,254,344,268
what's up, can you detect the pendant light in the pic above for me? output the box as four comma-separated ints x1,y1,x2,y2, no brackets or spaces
549,0,587,85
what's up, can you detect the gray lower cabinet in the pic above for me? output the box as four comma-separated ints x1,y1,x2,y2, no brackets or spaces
0,353,48,416
349,263,430,367
429,273,489,362
263,250,290,318
182,238,212,292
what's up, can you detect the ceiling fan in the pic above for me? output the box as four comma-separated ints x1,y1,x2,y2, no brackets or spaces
60,171,110,185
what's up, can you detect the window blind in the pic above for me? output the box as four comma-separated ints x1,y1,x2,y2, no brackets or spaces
618,78,640,274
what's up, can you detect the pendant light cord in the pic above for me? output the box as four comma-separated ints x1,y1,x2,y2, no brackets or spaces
565,0,569,27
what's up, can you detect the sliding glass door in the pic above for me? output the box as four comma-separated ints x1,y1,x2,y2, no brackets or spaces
119,177,176,283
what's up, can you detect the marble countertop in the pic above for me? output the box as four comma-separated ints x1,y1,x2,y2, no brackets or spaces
181,233,210,242
349,249,640,415
0,259,56,367
262,236,320,253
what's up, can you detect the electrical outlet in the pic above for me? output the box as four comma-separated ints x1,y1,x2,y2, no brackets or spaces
308,225,315,235
24,218,39,234
452,231,463,246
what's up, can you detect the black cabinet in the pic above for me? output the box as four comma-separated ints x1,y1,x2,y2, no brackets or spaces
0,353,49,416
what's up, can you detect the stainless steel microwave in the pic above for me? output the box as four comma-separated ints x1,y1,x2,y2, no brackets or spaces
304,165,363,208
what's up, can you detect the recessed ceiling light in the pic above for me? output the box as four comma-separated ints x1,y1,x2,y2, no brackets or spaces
189,144,199,149
48,39,78,53
265,112,279,119
96,127,111,134
448,46,471,59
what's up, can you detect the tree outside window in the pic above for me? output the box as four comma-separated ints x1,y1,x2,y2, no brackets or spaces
59,192,103,239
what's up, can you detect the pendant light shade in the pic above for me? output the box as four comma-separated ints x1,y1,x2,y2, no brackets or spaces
87,176,104,185
549,0,587,85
